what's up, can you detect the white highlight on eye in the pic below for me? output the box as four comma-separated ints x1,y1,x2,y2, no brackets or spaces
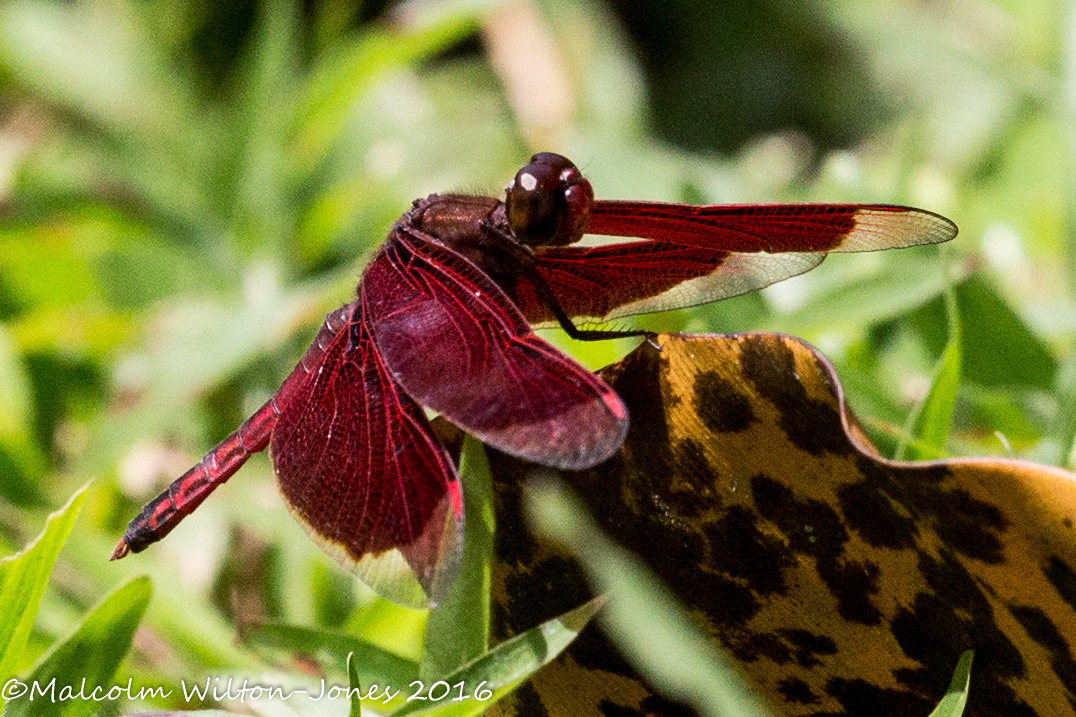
519,172,538,191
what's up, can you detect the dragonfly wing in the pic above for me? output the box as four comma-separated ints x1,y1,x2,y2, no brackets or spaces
270,302,463,608
362,229,628,471
519,242,825,324
587,201,956,252
514,202,956,324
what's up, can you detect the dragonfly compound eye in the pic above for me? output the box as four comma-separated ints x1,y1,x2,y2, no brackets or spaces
506,153,593,248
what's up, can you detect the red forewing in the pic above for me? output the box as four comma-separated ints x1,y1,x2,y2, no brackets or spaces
362,227,628,470
269,301,463,608
587,202,956,253
515,202,957,324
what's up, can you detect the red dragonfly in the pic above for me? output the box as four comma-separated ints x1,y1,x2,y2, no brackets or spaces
113,153,957,606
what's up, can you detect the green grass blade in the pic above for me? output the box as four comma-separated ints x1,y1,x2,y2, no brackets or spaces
927,650,974,717
0,322,46,506
0,486,88,692
229,0,300,255
348,650,364,717
526,478,775,717
293,11,481,176
394,596,604,717
899,261,962,461
5,575,151,717
422,436,494,680
242,623,420,687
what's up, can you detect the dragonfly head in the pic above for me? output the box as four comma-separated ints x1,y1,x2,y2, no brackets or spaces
505,153,594,248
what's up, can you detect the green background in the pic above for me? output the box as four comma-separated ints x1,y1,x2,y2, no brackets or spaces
0,0,1069,713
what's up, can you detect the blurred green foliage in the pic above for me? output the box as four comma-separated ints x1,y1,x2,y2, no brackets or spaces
0,0,1072,713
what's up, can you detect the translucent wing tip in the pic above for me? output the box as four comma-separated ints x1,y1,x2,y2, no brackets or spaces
844,206,958,252
279,480,464,609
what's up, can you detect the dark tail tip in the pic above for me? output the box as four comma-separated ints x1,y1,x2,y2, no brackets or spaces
110,539,130,560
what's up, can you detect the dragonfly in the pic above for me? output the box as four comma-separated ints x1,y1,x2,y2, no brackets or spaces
113,152,957,607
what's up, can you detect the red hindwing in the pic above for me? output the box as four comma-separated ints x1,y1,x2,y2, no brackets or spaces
270,301,463,607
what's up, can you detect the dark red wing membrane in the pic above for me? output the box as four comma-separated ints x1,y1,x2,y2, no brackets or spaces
270,301,463,608
517,242,825,326
113,305,356,559
516,202,957,324
588,201,956,252
362,227,628,470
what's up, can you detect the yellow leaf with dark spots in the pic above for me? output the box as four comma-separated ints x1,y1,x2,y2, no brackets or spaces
486,333,1076,717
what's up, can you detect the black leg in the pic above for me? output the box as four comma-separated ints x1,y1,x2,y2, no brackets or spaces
479,218,651,342
522,266,650,342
